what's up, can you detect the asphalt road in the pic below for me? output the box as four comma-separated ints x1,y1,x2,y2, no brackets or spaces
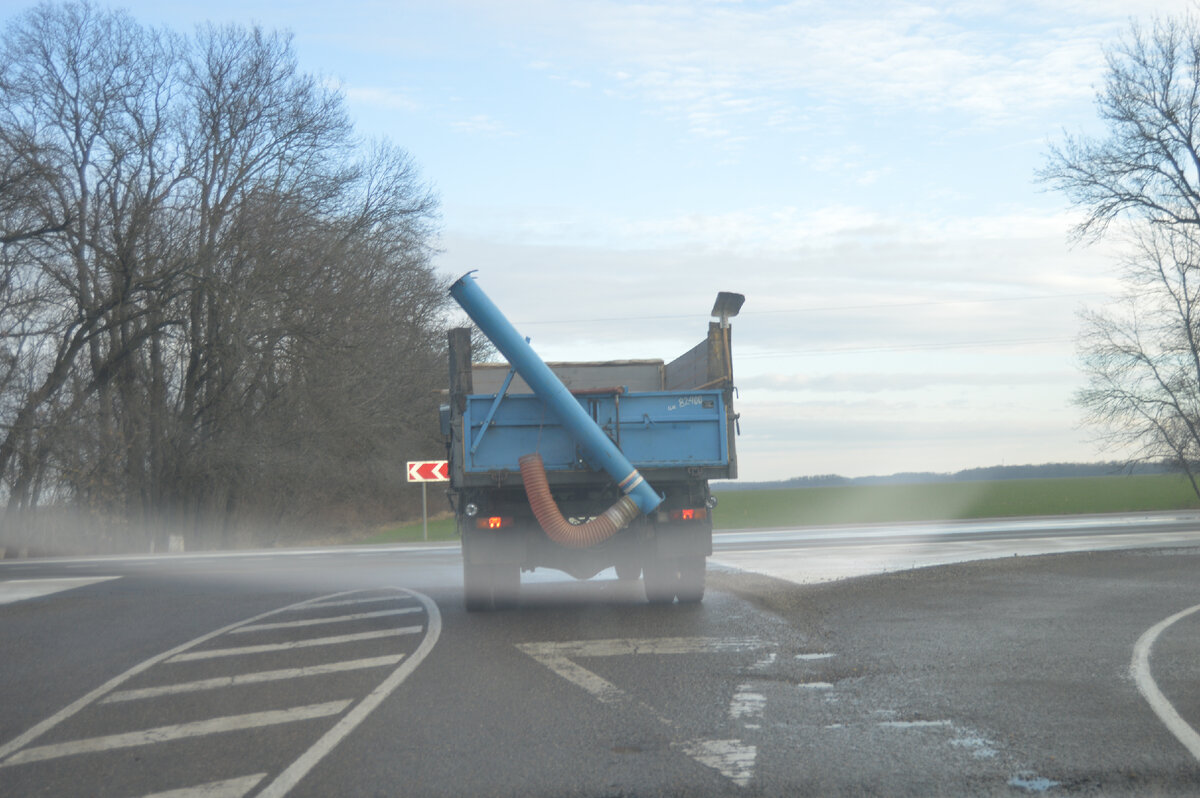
1,518,1199,796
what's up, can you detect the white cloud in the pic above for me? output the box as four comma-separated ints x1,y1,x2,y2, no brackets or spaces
731,394,1099,479
450,113,517,136
343,85,421,112
456,0,1149,144
741,370,1076,393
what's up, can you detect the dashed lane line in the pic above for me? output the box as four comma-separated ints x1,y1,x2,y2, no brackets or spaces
1131,603,1200,761
0,701,352,767
102,655,406,703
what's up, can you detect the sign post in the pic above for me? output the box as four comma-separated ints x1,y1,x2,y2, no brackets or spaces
407,460,449,540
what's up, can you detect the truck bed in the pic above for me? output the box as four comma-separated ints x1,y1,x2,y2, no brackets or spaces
459,387,730,485
446,319,739,488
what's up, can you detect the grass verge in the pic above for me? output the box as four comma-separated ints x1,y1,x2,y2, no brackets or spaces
358,515,458,544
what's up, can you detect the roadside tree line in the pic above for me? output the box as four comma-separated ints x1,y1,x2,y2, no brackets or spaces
0,1,448,552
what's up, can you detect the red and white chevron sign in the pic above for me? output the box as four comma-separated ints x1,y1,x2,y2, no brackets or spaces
407,460,449,482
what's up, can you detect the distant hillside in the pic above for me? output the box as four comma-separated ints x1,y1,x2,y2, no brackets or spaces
715,461,1180,491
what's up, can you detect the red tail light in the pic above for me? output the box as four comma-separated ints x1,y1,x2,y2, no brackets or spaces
476,516,513,529
669,508,707,522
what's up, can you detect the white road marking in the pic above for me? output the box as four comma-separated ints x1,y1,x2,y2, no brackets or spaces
729,686,766,726
1,701,352,766
677,739,757,788
519,636,766,661
517,637,767,706
950,734,999,759
232,608,419,633
140,773,267,798
878,720,954,729
255,590,442,798
0,576,120,604
102,655,406,703
0,594,331,764
521,650,626,705
1131,603,1200,761
300,595,411,610
519,637,776,787
0,587,440,798
167,627,421,662
729,652,775,729
712,521,1200,586
0,544,458,568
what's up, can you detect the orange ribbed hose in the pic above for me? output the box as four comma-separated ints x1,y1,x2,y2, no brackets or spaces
519,453,641,548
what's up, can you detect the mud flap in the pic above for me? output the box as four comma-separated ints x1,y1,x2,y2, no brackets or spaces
653,522,713,559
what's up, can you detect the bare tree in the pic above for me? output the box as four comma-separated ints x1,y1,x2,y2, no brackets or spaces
0,2,185,519
1,2,446,553
1043,13,1200,494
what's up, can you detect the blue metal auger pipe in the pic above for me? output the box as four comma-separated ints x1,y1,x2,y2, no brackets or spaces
449,272,663,516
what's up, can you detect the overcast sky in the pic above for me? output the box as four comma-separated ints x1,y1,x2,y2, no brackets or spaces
6,0,1194,481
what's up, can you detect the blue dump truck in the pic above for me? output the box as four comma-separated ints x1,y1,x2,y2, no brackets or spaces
443,273,742,611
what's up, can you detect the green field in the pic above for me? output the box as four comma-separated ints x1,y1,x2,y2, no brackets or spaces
710,474,1200,529
364,474,1200,542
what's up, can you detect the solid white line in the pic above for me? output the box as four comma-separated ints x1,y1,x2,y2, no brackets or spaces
255,589,442,798
102,655,406,703
167,628,422,662
521,652,626,704
139,773,267,798
0,589,375,762
0,544,458,568
1131,603,1200,761
0,576,121,605
1,702,351,767
232,608,420,633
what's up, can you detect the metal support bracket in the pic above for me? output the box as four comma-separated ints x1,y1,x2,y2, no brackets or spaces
471,360,521,455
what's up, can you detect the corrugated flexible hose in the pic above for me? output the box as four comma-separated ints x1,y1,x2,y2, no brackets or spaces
519,453,641,548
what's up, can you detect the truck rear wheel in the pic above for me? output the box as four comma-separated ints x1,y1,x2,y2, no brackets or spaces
490,563,520,609
676,555,706,603
464,560,520,611
644,556,706,604
463,561,493,612
644,559,675,604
